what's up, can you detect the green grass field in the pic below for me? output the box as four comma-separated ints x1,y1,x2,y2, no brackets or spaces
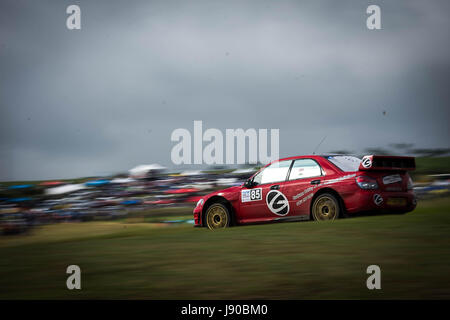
1,197,450,299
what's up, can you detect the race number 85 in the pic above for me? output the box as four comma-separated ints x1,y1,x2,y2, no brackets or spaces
250,188,262,201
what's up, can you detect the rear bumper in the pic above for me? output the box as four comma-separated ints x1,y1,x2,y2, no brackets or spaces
345,190,417,214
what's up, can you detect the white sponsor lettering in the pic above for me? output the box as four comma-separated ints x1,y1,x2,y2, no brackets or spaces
382,174,402,185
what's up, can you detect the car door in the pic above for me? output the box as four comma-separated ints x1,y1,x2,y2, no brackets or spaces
238,160,292,223
281,158,324,217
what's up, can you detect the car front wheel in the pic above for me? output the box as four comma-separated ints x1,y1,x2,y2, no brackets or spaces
205,203,230,230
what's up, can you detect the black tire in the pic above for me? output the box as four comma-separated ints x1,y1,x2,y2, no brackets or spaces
311,193,341,221
205,203,231,230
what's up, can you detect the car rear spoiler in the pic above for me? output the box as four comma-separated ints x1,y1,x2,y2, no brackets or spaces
359,155,416,171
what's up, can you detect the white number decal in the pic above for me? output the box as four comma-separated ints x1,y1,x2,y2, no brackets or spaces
242,188,262,202
250,188,262,200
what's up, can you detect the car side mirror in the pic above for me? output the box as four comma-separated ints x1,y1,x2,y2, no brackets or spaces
244,178,255,188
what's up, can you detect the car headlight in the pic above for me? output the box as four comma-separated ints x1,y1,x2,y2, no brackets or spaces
196,198,204,207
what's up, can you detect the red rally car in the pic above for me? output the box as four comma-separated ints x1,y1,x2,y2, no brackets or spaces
193,155,417,230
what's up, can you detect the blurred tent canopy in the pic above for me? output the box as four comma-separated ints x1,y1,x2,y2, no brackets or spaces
7,197,32,202
8,184,33,189
45,183,86,195
129,164,166,178
85,180,110,187
38,181,63,186
110,177,136,184
231,168,257,175
179,170,203,176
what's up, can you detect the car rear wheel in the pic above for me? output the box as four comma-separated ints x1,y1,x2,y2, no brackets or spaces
205,203,230,230
311,193,340,221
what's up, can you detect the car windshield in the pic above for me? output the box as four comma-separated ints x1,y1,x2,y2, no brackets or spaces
253,160,292,185
326,155,361,172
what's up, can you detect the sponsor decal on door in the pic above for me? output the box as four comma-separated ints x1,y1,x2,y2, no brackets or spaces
266,190,289,216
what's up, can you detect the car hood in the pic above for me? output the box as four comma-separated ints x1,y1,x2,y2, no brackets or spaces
203,185,242,202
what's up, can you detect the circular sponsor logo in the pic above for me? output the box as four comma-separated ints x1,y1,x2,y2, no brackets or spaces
373,194,383,206
362,157,372,168
266,190,289,216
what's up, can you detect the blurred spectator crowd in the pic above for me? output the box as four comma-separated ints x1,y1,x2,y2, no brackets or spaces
0,164,257,235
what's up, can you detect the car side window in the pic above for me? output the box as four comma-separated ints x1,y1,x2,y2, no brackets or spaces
288,159,323,180
253,160,292,185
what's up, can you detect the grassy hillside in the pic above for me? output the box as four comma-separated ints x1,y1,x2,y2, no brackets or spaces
0,197,449,299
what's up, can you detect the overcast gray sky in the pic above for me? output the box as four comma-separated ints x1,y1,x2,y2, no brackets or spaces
1,0,449,181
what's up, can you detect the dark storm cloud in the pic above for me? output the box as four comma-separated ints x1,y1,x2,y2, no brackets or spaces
0,0,449,180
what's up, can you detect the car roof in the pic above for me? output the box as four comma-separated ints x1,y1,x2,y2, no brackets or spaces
275,154,327,162
275,154,359,162
259,155,361,170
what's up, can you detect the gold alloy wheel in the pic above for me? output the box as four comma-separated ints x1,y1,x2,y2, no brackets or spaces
206,203,229,230
312,194,339,221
